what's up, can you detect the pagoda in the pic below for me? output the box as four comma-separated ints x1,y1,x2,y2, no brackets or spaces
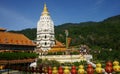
36,4,55,52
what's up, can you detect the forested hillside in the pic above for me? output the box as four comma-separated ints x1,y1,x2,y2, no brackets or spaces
9,15,120,50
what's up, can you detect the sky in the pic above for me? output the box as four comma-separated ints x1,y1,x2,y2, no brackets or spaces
0,0,120,30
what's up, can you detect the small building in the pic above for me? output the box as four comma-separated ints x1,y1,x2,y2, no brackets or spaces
0,28,36,52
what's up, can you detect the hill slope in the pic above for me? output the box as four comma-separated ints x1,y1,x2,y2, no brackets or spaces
9,14,120,50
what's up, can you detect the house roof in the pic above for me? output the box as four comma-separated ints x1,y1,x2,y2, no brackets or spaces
49,47,66,52
48,38,72,52
53,40,65,48
0,28,6,32
0,31,36,46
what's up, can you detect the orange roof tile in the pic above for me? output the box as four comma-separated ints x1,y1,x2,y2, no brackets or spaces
52,40,65,48
48,47,66,52
0,31,36,46
48,40,66,52
0,28,6,31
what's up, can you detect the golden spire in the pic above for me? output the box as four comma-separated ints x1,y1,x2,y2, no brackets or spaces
42,3,49,16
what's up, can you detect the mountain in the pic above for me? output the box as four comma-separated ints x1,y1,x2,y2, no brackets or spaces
9,14,120,50
9,28,36,40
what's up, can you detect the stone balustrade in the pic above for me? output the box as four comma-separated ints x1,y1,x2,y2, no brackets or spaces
39,55,92,63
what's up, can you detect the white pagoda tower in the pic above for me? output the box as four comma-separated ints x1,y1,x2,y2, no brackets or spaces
36,4,55,51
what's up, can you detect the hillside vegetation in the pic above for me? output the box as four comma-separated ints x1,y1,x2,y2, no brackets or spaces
9,15,120,50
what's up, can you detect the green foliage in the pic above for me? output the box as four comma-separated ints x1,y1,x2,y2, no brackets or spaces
8,14,120,61
8,15,120,50
0,52,38,60
38,59,60,67
61,62,72,66
37,59,42,66
47,52,63,55
37,59,87,67
92,48,120,62
73,61,87,67
9,28,36,40
70,51,79,55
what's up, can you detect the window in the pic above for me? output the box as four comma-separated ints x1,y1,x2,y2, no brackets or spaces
45,35,47,38
45,42,47,45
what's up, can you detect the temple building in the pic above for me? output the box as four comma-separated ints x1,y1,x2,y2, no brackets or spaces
37,4,55,51
0,28,36,52
36,4,67,53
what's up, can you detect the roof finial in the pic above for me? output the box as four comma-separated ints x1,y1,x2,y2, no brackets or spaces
42,3,49,16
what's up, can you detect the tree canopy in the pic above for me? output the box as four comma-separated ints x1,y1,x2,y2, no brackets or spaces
9,14,120,50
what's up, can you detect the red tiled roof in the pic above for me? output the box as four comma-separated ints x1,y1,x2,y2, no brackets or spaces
52,40,65,48
0,28,6,31
0,31,36,46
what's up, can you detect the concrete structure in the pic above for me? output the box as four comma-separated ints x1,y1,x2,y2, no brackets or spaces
36,4,55,51
39,55,93,63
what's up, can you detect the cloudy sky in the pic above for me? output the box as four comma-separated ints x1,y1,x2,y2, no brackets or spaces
0,0,120,30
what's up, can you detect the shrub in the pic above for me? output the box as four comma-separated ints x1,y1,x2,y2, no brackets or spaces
0,52,38,60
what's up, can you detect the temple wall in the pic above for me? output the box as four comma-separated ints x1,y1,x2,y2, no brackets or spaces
39,55,92,63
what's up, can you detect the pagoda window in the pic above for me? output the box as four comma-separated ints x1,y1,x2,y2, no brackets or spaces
45,35,47,39
45,42,47,45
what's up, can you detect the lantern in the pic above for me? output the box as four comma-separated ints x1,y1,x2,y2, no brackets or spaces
64,66,70,74
105,61,113,73
106,61,113,67
48,66,52,74
58,66,63,74
71,66,77,74
78,65,85,74
52,67,58,74
95,63,103,74
113,61,120,72
44,67,48,73
87,64,94,74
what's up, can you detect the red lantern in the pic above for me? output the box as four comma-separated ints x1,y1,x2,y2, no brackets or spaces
105,66,113,73
106,61,113,67
48,66,52,74
71,66,77,74
58,66,63,74
87,64,94,74
105,61,113,73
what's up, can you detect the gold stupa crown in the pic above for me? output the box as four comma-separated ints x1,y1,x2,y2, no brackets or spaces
42,3,49,16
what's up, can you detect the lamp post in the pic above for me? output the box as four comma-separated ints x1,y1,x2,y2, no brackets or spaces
65,30,68,49
65,30,69,55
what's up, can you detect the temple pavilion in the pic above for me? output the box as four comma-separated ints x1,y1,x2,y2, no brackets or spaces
0,28,36,52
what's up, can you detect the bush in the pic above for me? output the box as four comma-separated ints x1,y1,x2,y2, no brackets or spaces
38,59,60,67
0,52,38,60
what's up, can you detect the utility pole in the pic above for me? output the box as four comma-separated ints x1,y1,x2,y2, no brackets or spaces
65,30,69,49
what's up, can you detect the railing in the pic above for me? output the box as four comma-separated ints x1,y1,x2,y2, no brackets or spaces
39,55,92,63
